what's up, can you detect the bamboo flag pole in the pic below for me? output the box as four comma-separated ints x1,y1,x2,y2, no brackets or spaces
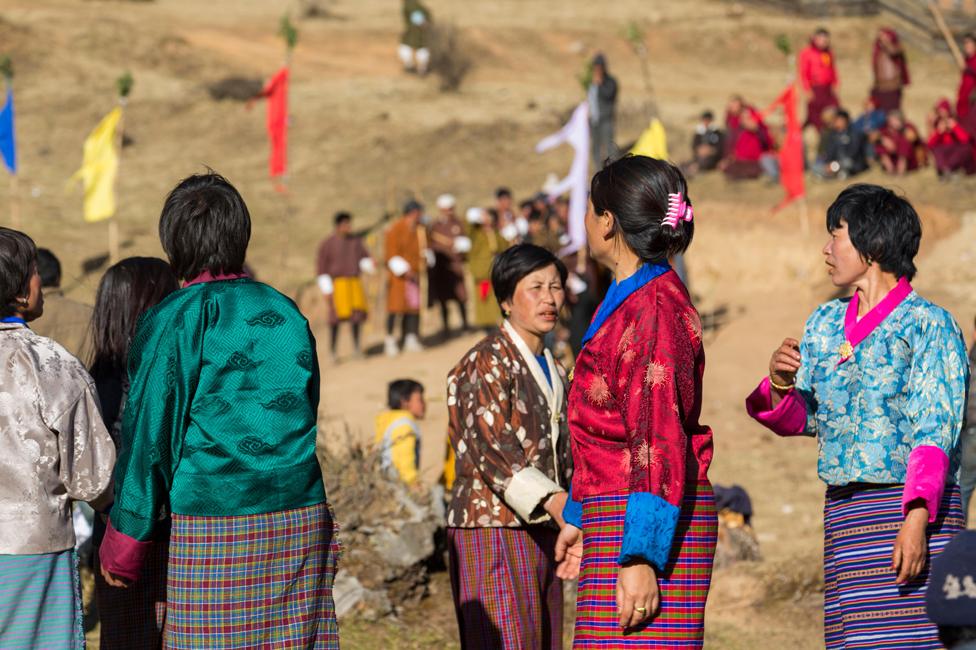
111,71,133,264
624,21,658,121
8,172,17,231
928,0,966,69
278,16,298,294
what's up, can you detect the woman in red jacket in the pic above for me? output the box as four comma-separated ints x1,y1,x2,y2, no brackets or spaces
556,156,716,649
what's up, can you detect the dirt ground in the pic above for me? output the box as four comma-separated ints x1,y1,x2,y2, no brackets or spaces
4,1,974,648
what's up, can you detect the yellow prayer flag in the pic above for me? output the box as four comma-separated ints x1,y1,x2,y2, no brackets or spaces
70,107,122,223
629,117,669,161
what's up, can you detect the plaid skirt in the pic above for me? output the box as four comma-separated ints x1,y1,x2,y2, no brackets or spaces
574,483,717,649
0,550,83,650
823,483,964,650
164,502,340,650
94,537,169,649
448,526,562,650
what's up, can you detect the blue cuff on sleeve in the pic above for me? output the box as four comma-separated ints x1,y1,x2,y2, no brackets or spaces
618,492,681,572
563,486,583,529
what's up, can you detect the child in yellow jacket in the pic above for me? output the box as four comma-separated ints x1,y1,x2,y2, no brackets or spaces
375,379,426,485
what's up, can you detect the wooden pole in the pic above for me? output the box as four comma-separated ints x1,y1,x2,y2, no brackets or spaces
799,197,809,240
9,173,18,230
928,0,966,69
110,99,126,264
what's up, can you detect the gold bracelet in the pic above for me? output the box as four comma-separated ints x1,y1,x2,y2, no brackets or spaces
768,376,795,392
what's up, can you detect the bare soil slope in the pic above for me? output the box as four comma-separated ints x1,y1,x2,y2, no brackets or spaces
4,1,973,648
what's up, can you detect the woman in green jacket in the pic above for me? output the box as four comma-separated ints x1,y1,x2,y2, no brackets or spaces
99,172,339,649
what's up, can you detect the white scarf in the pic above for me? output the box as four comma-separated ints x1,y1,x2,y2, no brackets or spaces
502,319,564,476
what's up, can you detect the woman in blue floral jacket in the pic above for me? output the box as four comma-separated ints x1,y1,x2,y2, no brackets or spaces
746,184,968,649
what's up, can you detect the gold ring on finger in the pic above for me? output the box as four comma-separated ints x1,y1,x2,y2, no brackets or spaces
635,607,647,614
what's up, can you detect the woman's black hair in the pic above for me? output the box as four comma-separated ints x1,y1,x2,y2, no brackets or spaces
388,379,424,410
158,172,251,280
0,227,38,318
36,248,62,288
88,257,179,379
590,155,694,263
825,183,921,280
490,243,568,308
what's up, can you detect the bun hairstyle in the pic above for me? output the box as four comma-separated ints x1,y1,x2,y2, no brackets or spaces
589,155,694,263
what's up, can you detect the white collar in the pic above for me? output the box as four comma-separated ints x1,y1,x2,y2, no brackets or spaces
502,319,566,477
502,320,563,421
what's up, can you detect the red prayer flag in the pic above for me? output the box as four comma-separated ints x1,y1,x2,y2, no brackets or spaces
765,84,805,212
260,67,289,180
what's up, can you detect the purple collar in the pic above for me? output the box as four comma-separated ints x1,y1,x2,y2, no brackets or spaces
838,277,912,364
183,270,249,288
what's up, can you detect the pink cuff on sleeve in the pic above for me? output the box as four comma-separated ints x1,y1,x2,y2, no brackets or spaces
745,376,808,437
99,518,151,583
902,446,950,523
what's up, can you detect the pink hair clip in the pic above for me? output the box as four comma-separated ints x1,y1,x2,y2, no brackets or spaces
663,193,694,229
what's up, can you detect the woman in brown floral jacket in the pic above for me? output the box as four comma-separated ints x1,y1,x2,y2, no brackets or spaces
446,244,575,650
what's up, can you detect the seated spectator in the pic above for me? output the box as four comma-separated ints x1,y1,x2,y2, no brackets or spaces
722,96,778,181
374,379,426,486
875,110,925,175
684,109,725,176
814,109,869,179
852,96,887,135
924,531,976,650
853,97,888,162
928,99,976,178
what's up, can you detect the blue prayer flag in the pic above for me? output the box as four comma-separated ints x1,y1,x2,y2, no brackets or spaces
0,88,16,174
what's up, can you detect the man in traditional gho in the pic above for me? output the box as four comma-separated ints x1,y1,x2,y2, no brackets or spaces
588,52,618,168
385,199,426,356
317,211,375,360
428,194,471,339
0,227,115,649
99,173,339,649
956,34,976,121
747,184,967,649
399,0,431,75
799,27,840,131
30,247,93,359
446,244,575,650
871,28,910,114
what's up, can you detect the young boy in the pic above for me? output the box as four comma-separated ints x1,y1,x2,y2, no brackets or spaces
375,379,426,485
0,227,115,649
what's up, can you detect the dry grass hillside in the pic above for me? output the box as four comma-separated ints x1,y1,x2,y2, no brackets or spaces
3,1,974,648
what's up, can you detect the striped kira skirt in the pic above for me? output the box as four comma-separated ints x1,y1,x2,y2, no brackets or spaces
823,483,964,649
0,549,83,650
573,483,717,649
448,525,563,650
